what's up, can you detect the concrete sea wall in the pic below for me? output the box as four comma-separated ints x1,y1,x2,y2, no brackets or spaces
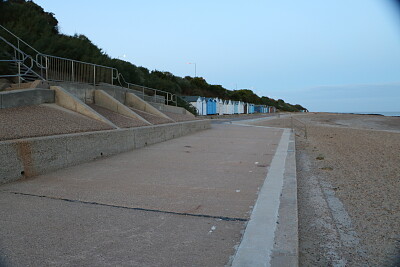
0,120,210,184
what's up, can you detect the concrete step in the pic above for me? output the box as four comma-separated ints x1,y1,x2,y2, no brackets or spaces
4,80,49,91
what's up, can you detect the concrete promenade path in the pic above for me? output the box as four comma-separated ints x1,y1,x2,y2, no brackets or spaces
0,122,295,266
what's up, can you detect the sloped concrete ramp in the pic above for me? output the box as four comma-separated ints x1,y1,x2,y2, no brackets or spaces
0,122,296,266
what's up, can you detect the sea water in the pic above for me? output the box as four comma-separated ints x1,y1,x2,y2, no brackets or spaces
352,112,400,117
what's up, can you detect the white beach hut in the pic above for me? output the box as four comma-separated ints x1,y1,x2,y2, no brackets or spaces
200,97,207,115
181,96,203,115
218,98,224,115
238,101,245,114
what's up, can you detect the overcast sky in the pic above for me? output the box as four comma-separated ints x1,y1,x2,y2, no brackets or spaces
34,0,400,112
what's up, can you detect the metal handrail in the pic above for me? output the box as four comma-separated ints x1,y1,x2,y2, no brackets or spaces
0,25,41,55
0,35,44,85
35,53,117,84
116,72,178,106
291,116,308,139
0,24,179,107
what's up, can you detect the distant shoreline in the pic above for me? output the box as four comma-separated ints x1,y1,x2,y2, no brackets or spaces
314,112,400,117
351,111,400,117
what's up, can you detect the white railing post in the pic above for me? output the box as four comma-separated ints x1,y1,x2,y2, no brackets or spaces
71,61,74,82
17,60,21,87
93,65,96,86
45,56,48,81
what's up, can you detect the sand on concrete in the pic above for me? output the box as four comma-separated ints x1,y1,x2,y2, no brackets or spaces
0,104,113,141
253,113,400,266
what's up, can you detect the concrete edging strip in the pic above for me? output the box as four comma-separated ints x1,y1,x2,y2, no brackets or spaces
231,128,293,267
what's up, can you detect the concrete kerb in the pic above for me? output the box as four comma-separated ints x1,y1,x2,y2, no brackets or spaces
125,92,174,121
270,131,298,266
0,119,210,185
94,90,151,125
230,128,298,267
50,86,118,129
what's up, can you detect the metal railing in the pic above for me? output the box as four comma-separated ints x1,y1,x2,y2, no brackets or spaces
36,53,118,85
0,24,179,106
0,35,44,86
291,116,308,139
116,73,177,106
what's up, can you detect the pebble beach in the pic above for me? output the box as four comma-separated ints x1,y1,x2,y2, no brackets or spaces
254,113,400,266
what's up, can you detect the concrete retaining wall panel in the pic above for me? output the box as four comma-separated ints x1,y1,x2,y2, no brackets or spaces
0,142,23,184
51,82,95,103
65,130,135,166
163,124,183,141
98,86,126,103
0,89,54,109
181,120,210,136
28,137,68,176
133,126,165,149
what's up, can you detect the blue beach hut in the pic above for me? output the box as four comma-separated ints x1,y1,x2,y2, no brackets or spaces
249,103,255,114
206,98,216,115
233,101,239,114
254,105,262,113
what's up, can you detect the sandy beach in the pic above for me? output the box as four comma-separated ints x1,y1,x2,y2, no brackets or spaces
253,113,400,266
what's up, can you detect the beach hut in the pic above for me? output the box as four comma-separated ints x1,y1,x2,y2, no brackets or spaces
181,96,204,115
223,100,228,114
218,98,224,115
248,103,255,114
206,98,217,115
244,103,248,114
213,99,218,114
215,98,220,115
238,101,244,114
254,105,262,113
233,101,239,114
200,97,207,115
225,100,233,114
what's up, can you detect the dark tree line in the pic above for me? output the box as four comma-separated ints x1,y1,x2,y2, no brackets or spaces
0,0,307,112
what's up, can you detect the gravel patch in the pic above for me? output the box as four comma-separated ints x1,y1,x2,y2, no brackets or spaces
254,113,400,266
129,108,173,125
0,104,113,141
88,104,148,128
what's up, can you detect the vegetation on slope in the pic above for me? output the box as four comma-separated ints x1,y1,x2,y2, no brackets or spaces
0,0,307,112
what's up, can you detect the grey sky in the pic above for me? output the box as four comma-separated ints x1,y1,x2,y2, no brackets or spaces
34,0,400,112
